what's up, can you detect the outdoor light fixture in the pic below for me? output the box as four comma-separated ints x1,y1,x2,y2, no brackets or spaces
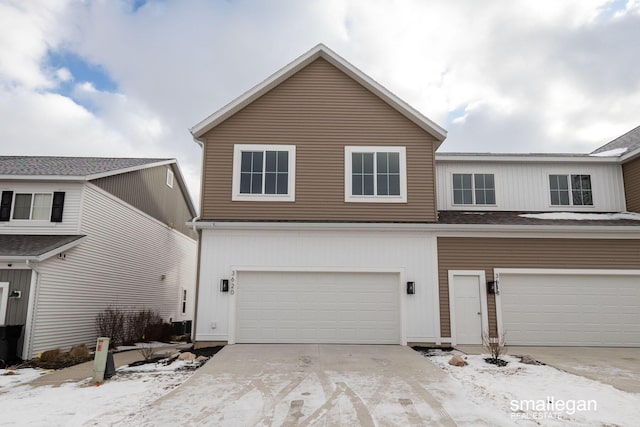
220,279,229,293
487,281,497,294
406,281,415,295
9,290,21,299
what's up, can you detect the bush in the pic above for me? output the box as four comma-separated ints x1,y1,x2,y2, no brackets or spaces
482,332,507,365
125,309,163,344
95,306,125,348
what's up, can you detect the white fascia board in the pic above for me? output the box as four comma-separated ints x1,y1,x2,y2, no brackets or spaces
435,153,621,164
190,44,447,143
187,220,640,236
0,235,87,262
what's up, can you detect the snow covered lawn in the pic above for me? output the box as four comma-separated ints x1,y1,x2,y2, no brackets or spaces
0,361,197,426
425,351,640,426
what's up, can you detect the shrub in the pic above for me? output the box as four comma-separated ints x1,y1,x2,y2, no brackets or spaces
95,306,126,348
482,332,507,366
125,309,163,344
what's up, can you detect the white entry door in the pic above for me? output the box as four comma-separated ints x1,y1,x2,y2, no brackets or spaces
450,272,486,345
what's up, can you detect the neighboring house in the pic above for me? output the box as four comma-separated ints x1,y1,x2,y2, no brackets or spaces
0,157,198,359
188,44,640,349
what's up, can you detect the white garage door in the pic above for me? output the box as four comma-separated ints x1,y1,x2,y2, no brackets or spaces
499,272,640,346
236,271,400,344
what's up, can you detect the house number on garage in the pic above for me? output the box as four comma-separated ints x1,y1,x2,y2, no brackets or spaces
230,272,235,295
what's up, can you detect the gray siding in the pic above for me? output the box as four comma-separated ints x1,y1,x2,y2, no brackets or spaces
0,269,32,358
91,164,197,239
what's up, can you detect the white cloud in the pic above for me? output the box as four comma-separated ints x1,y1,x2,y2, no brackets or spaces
1,0,640,206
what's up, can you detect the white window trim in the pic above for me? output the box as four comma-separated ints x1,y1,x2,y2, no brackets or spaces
10,192,53,221
451,172,497,206
232,144,296,202
180,288,187,315
166,169,174,188
344,146,407,203
548,174,594,207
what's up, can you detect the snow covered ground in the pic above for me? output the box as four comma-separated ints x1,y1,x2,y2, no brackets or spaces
1,350,639,426
426,353,640,426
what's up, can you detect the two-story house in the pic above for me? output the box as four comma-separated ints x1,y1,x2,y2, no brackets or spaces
0,157,197,360
188,45,640,349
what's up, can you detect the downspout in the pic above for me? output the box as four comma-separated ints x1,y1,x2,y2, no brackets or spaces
23,259,41,359
190,135,205,345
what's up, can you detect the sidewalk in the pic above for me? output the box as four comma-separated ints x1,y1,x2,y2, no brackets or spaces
29,344,185,387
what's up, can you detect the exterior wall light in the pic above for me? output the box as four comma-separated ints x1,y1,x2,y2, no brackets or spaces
220,279,229,292
407,281,415,295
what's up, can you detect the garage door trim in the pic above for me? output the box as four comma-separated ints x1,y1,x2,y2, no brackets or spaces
495,268,640,344
228,265,406,345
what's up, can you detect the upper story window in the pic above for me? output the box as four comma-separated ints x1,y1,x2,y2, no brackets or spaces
452,173,495,205
232,144,296,202
344,146,407,203
549,174,593,206
0,191,65,222
166,169,174,188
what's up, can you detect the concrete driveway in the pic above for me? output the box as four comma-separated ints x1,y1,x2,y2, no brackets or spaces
133,344,457,426
457,345,640,393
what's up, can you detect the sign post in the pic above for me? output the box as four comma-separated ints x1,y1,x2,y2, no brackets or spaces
92,337,110,384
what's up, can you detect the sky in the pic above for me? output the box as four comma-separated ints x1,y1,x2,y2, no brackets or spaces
1,0,640,208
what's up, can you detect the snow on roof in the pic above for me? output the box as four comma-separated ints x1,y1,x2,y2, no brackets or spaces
589,147,628,157
591,124,640,155
519,212,640,221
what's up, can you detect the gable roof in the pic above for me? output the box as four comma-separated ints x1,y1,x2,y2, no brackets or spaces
190,44,447,144
0,156,172,179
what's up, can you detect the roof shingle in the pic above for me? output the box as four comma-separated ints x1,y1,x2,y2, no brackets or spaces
0,156,170,177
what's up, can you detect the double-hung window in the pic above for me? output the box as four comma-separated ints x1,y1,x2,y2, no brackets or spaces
345,146,407,202
549,174,593,206
452,173,495,205
13,193,52,220
232,144,296,201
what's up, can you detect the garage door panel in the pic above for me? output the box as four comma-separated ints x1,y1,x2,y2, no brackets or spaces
500,273,640,346
236,271,400,344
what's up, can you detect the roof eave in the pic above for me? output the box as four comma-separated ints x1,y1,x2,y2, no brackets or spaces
0,235,86,263
189,44,447,144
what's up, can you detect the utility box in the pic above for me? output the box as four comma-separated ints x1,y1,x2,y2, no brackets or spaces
92,337,110,383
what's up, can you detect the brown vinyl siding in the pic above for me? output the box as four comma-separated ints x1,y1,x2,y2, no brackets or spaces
200,58,438,222
437,237,640,338
623,156,640,212
91,165,197,239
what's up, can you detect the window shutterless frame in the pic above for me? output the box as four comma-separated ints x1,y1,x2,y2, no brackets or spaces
548,174,593,206
344,146,407,203
451,173,496,206
231,144,296,202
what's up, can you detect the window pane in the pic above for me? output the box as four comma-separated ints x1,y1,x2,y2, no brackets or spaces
265,172,276,194
352,153,362,174
252,152,263,172
377,174,388,195
241,152,252,173
265,151,276,172
559,192,570,205
251,174,262,194
475,189,486,205
32,194,51,220
388,153,399,173
474,174,484,189
462,189,473,204
377,153,388,174
13,194,32,219
462,174,472,188
363,153,374,174
582,190,593,205
550,191,560,205
453,174,462,188
485,189,496,205
388,174,400,195
363,174,374,195
277,173,288,194
352,175,363,195
453,189,463,205
550,175,569,205
277,151,288,173
240,173,252,193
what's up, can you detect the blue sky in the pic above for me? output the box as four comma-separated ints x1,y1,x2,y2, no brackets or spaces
1,0,640,205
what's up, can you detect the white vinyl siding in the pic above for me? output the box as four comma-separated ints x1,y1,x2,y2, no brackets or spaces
436,161,626,211
0,182,82,234
196,228,441,344
28,184,196,357
498,271,640,346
